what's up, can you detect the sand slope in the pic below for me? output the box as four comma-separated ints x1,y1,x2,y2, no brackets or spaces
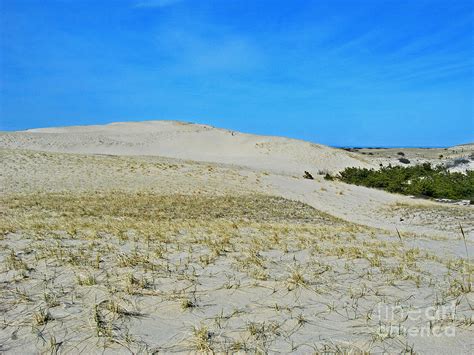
0,120,371,174
1,121,472,237
1,121,473,354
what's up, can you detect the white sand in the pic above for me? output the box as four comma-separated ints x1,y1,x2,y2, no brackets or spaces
1,120,372,175
0,121,472,353
1,120,471,236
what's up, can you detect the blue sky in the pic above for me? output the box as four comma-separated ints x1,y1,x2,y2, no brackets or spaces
0,0,472,146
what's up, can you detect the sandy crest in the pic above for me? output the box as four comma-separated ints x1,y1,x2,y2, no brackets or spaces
0,120,372,175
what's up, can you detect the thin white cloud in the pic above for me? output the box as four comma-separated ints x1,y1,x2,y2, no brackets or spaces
155,25,263,74
134,0,183,8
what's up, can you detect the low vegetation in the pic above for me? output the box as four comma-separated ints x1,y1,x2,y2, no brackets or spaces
337,163,474,201
3,191,470,352
1,146,473,353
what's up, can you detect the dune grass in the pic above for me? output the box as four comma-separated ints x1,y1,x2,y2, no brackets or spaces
0,192,342,237
0,191,471,353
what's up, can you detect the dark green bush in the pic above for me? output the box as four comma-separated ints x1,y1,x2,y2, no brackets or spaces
338,163,474,200
303,171,314,180
324,173,334,181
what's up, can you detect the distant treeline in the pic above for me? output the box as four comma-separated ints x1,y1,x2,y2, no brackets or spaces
336,163,474,201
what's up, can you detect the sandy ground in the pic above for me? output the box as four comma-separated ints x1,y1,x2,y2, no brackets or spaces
0,121,472,353
347,145,474,173
0,120,372,175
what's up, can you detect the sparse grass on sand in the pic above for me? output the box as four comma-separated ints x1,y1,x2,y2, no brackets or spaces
1,191,472,353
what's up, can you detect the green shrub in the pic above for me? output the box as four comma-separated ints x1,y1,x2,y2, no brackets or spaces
324,173,334,181
338,163,473,200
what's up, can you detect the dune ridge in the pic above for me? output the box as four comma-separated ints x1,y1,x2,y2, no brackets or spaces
0,120,372,175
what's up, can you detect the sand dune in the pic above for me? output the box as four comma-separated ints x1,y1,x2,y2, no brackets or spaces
0,121,472,353
0,120,372,174
1,120,471,236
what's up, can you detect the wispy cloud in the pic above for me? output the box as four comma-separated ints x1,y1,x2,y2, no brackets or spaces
134,0,183,8
154,24,263,74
